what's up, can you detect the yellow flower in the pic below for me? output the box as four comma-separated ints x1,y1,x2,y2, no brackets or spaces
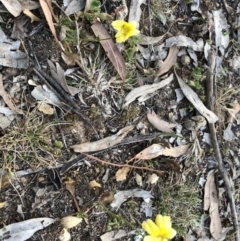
142,215,177,241
111,20,140,43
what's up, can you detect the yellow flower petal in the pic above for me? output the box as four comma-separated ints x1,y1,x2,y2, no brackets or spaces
143,235,166,241
115,32,126,43
163,228,177,239
155,215,164,228
143,236,155,241
142,219,161,236
111,20,140,43
111,20,125,31
156,215,171,230
155,215,177,239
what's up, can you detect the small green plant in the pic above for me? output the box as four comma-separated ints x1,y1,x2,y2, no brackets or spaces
124,35,140,64
90,0,101,10
98,202,138,232
185,66,205,100
91,105,101,116
0,112,63,170
76,211,88,219
106,217,122,231
55,140,64,148
59,17,78,45
83,0,112,23
157,180,201,237
189,67,204,90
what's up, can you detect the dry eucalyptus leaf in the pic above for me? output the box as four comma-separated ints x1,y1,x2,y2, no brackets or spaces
89,180,102,189
162,144,189,157
61,52,75,66
204,172,223,240
38,102,54,115
102,168,110,183
140,198,153,217
204,171,213,212
31,85,61,106
0,201,7,209
213,9,229,55
64,177,80,211
11,15,29,39
0,218,55,241
0,173,12,190
23,9,41,22
18,0,40,10
16,205,24,220
155,45,179,78
0,74,23,114
64,177,76,196
0,44,28,68
61,216,82,229
0,29,28,68
39,0,59,44
110,189,153,209
65,0,85,16
1,0,22,17
116,167,130,182
58,228,71,241
135,143,189,160
91,22,126,81
138,43,167,61
147,110,177,133
98,191,114,205
47,60,80,96
226,99,240,123
0,106,14,116
135,144,164,160
71,125,134,152
135,173,143,186
100,230,129,241
28,79,38,86
165,35,204,51
123,74,173,108
146,173,159,184
175,69,218,123
138,34,165,45
223,123,236,141
0,114,15,129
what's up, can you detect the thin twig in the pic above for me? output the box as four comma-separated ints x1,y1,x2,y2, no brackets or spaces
206,50,240,241
82,153,166,175
27,39,98,137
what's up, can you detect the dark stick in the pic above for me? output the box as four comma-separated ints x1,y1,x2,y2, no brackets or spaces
60,132,161,174
33,66,99,137
206,50,240,241
27,38,99,137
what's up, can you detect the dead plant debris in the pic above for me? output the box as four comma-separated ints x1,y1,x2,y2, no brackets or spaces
0,0,240,241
